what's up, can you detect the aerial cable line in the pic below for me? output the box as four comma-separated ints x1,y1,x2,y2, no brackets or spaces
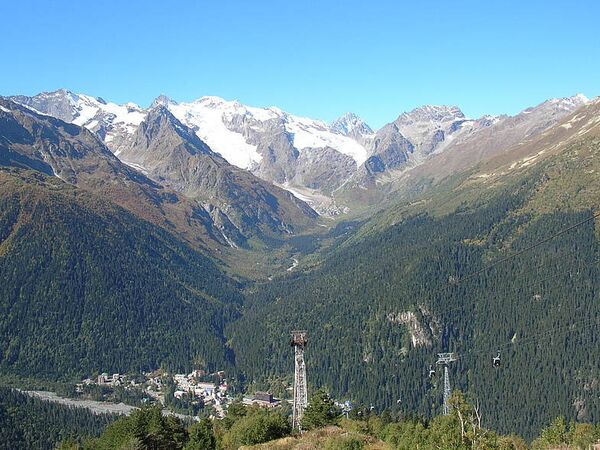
459,312,600,358
453,209,600,285
433,271,598,356
409,210,598,317
369,208,597,289
419,267,590,324
438,209,600,356
408,209,599,394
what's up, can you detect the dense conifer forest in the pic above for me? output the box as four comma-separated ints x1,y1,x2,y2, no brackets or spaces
0,387,117,449
228,160,600,439
0,170,243,379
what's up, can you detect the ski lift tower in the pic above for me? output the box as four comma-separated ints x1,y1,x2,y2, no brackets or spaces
436,352,457,415
291,331,308,432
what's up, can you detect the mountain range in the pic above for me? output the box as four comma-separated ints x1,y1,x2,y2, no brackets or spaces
0,97,318,253
1,88,599,439
10,90,589,215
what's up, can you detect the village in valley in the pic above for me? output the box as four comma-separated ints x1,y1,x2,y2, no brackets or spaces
73,368,283,419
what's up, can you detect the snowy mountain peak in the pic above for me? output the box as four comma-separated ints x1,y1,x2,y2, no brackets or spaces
194,96,230,107
161,96,371,169
53,88,79,103
10,90,146,155
522,94,590,116
547,93,590,110
331,112,374,137
150,94,177,109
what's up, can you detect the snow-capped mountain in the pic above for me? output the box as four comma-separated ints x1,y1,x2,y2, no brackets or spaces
9,90,592,215
331,112,374,140
119,105,318,246
0,98,318,249
164,96,369,168
11,89,146,155
11,90,372,213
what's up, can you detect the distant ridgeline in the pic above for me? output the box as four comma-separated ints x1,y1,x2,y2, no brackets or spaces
228,160,600,440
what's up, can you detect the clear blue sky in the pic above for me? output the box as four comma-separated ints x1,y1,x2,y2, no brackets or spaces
2,0,599,128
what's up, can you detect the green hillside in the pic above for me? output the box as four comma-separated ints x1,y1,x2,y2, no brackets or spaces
0,387,117,450
0,168,243,379
228,136,600,439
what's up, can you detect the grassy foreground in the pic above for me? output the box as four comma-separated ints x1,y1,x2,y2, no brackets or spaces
242,424,390,450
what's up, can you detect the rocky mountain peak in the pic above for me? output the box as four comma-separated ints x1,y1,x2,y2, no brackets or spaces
10,89,80,122
519,94,590,121
150,94,177,109
331,112,374,137
396,105,465,125
136,105,213,156
540,94,589,111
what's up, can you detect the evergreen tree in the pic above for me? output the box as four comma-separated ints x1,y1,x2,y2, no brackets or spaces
185,418,215,450
302,388,341,430
86,407,188,450
531,416,570,449
220,407,290,449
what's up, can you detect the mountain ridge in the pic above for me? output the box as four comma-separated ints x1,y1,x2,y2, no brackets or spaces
119,105,319,247
8,90,593,216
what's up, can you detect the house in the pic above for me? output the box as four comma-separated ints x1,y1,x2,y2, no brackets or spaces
254,391,273,403
174,390,187,399
242,391,281,408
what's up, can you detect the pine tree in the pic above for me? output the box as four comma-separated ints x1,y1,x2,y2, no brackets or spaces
302,388,341,431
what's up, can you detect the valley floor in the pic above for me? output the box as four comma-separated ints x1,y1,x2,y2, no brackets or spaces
22,390,194,422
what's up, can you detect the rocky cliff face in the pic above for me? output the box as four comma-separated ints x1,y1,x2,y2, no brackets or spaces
336,96,591,206
378,94,592,200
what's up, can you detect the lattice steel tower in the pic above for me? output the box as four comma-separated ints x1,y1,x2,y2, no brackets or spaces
436,352,457,415
291,330,308,432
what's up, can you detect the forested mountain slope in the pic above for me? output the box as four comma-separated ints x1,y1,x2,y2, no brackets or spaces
0,169,243,379
227,110,600,439
0,98,230,251
0,387,117,450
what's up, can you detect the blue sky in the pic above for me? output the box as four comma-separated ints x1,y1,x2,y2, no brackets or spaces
2,0,599,128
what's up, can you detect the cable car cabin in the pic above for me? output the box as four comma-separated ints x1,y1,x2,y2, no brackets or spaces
493,351,501,368
428,365,436,378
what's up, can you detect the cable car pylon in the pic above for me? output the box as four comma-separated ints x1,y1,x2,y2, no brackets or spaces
436,352,457,415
